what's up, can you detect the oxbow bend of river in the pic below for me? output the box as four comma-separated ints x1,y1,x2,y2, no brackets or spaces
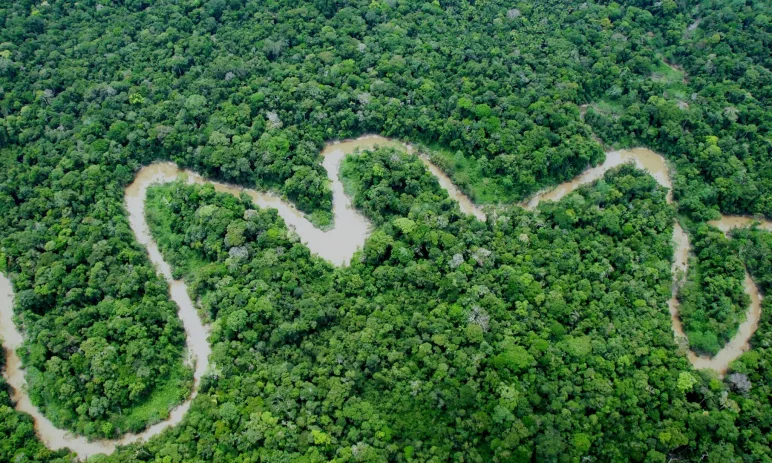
1,135,770,459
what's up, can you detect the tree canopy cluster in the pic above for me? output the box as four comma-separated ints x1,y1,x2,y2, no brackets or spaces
677,222,749,355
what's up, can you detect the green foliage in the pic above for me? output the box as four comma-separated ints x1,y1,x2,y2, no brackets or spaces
492,339,535,373
0,202,191,437
678,222,749,355
2,0,772,459
341,147,459,225
724,226,772,457
733,226,772,294
677,372,698,392
584,0,772,219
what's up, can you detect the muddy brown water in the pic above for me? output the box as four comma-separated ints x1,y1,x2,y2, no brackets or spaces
0,138,769,458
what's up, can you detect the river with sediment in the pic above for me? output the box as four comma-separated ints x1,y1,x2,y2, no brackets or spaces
520,148,768,375
0,136,769,458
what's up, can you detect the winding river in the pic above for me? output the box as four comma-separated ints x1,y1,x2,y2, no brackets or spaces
519,147,767,375
0,135,769,458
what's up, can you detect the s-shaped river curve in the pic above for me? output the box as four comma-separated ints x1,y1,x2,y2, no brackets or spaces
0,136,769,458
0,136,478,459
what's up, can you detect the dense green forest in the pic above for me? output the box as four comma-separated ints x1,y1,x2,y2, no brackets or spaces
1,0,772,461
734,227,772,294
136,156,697,462
676,222,749,355
103,152,758,462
